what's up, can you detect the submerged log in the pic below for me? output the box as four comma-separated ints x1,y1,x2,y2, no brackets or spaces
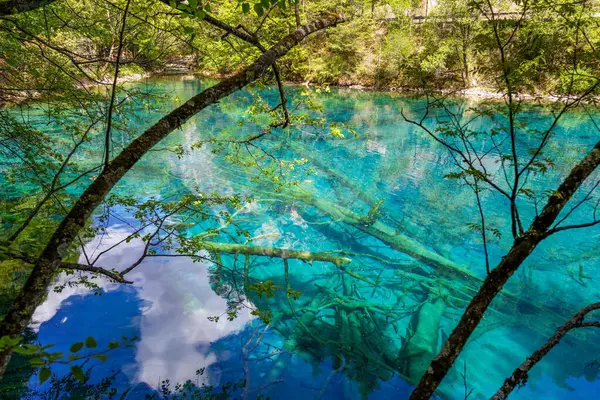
280,186,574,330
283,185,464,274
220,173,573,331
181,239,352,265
399,292,447,382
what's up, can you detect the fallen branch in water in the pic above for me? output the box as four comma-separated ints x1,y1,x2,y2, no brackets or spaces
182,240,351,265
217,167,577,335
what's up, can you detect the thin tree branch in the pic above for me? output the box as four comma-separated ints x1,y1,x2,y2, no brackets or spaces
103,0,131,170
491,302,600,400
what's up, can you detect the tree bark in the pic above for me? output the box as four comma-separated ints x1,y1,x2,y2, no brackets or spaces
491,303,600,400
409,140,600,399
0,14,345,379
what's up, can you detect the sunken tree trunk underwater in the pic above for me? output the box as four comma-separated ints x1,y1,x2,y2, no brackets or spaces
215,142,600,396
204,147,586,393
399,292,447,380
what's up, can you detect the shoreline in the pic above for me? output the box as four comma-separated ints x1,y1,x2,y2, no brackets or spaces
0,71,154,105
154,70,590,104
3,69,594,105
298,81,594,104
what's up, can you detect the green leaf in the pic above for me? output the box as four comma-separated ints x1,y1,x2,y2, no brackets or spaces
71,365,85,382
93,354,108,363
85,337,97,349
47,352,64,362
29,357,45,367
12,344,39,355
108,341,120,349
330,126,344,138
254,3,263,16
0,336,22,348
39,368,51,384
70,342,84,353
261,0,270,8
242,3,250,14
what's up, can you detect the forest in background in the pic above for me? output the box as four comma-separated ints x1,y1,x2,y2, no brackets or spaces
2,0,600,99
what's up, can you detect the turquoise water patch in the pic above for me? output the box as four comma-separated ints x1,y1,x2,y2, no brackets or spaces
3,77,600,399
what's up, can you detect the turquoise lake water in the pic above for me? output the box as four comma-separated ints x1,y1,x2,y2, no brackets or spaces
3,76,600,399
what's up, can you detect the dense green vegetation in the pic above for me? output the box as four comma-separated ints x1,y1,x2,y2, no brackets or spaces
2,0,599,97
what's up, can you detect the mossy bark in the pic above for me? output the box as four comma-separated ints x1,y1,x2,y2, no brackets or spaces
191,240,351,265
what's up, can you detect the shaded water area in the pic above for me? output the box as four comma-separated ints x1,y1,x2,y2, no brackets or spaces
3,76,600,399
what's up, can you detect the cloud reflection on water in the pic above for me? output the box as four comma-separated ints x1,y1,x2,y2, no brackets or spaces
33,227,254,389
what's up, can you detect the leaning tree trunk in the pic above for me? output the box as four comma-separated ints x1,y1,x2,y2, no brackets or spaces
491,302,600,400
409,141,600,399
0,14,345,379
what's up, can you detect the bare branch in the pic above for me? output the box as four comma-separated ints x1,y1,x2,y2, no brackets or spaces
103,0,131,170
491,302,600,400
60,263,132,284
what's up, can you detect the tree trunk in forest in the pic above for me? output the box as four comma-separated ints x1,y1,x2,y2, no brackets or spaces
294,1,301,27
0,14,345,380
461,25,470,86
409,140,600,399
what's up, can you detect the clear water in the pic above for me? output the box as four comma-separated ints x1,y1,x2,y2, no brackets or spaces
4,76,600,399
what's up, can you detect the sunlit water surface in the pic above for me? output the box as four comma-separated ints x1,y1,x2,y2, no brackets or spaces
6,77,600,399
